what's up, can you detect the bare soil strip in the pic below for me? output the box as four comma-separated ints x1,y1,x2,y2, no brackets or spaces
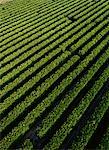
0,0,12,4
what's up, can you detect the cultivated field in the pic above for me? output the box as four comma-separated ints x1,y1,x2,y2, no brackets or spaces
0,0,109,149
0,0,11,4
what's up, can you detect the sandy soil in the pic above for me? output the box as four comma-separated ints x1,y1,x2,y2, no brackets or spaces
0,0,12,4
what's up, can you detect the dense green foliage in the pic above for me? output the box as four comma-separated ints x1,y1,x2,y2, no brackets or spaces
0,0,109,149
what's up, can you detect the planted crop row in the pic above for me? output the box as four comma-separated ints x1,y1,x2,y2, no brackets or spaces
66,0,95,19
0,0,104,41
0,0,88,49
1,15,108,105
61,14,109,52
79,21,109,55
71,88,109,150
44,61,109,150
75,0,108,24
0,55,79,149
60,5,109,50
0,1,42,21
0,23,71,88
0,0,53,24
1,4,107,75
37,46,109,139
0,0,107,63
1,37,109,149
1,15,107,110
0,0,105,42
0,0,56,24
74,0,108,19
0,0,84,45
65,0,107,23
0,0,109,149
0,20,70,75
0,48,63,100
0,54,79,136
0,17,69,59
70,19,109,53
0,50,71,113
0,0,77,36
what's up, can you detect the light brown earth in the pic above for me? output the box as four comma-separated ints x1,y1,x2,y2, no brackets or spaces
0,0,12,4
